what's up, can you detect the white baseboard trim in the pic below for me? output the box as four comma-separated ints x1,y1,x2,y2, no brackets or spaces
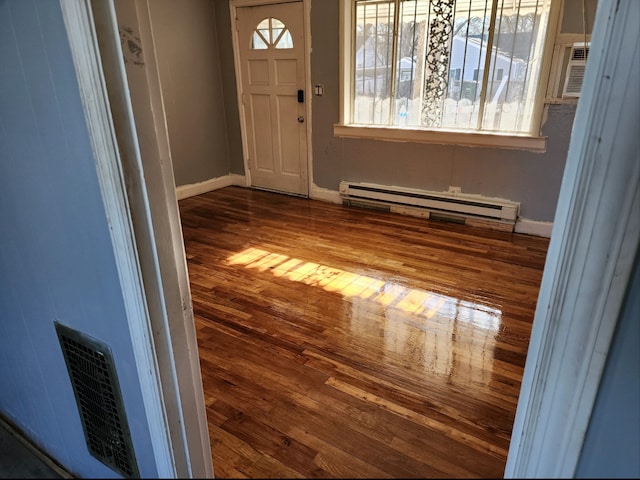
176,174,247,200
0,415,74,479
515,218,554,238
310,184,342,204
230,173,248,187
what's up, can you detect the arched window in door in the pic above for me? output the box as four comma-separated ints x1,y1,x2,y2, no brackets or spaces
251,17,293,49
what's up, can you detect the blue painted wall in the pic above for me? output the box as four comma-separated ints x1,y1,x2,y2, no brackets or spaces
0,1,157,477
576,249,640,478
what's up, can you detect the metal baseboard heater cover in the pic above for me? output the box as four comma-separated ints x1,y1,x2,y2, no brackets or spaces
55,322,139,478
339,181,519,231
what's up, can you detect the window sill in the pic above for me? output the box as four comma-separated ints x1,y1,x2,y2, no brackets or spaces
333,124,547,152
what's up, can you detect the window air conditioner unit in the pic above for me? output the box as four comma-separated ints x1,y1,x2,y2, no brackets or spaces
562,42,590,98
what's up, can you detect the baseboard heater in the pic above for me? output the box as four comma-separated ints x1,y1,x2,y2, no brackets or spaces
339,181,519,232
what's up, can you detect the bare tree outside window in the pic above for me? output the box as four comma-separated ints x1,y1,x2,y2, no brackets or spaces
351,0,551,134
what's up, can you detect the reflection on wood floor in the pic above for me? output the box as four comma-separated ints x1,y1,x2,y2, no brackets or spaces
178,186,549,478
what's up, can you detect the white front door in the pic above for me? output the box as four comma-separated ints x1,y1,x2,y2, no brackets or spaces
237,1,309,196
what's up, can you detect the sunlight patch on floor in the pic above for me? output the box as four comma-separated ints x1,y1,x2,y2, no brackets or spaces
227,246,501,332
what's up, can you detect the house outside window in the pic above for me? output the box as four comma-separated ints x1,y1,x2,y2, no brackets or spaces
338,0,560,150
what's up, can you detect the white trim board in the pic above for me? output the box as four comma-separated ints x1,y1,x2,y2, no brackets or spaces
98,0,214,476
505,0,640,476
333,124,548,152
514,218,554,238
59,0,176,475
176,174,247,201
309,184,342,204
71,0,215,477
0,415,73,479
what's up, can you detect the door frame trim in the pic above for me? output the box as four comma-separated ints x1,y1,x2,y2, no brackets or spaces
229,0,313,197
505,0,639,476
59,0,176,475
60,0,214,476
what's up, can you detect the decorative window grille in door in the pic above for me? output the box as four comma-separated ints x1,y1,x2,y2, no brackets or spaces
252,17,293,49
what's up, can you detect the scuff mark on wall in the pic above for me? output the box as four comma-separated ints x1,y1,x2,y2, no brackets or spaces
120,25,144,66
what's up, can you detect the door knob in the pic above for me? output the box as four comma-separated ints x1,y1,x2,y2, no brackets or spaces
298,116,304,123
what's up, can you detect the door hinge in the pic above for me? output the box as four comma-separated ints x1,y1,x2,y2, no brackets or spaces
241,92,246,105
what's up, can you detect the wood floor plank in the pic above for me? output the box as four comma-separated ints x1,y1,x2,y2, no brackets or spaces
179,186,549,478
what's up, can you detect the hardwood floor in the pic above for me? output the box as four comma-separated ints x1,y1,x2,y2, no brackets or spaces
178,186,550,478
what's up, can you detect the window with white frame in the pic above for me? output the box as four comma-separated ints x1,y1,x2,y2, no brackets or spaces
343,0,555,138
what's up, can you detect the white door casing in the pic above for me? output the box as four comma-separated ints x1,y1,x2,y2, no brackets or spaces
64,0,214,477
236,1,309,196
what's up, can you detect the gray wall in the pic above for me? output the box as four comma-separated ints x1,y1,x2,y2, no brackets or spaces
576,249,640,478
561,0,598,35
0,1,157,477
213,0,245,175
309,0,591,222
149,0,231,186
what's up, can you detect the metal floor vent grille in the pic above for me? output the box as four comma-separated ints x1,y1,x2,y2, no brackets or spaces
55,322,139,478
